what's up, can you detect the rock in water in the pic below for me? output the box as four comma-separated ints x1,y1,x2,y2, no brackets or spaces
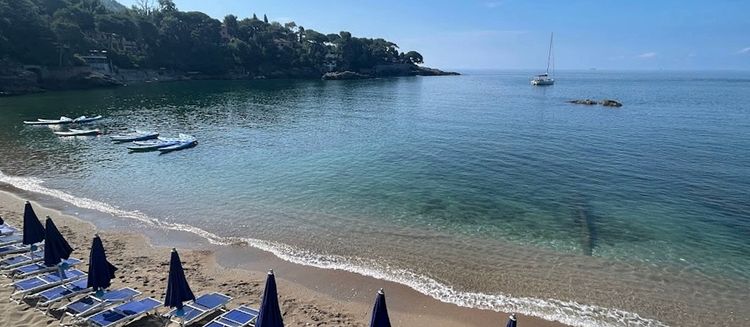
321,71,371,80
601,99,623,107
568,99,598,105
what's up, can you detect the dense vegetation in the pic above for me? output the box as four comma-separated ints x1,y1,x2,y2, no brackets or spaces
0,0,426,75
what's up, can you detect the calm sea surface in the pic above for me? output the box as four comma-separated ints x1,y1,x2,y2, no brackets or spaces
1,71,748,326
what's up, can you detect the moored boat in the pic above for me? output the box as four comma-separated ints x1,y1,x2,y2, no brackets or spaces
531,32,555,86
158,135,197,153
127,139,180,151
53,128,102,136
72,115,103,123
111,131,159,142
23,116,74,125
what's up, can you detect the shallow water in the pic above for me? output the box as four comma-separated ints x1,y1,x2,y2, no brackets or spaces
0,71,748,326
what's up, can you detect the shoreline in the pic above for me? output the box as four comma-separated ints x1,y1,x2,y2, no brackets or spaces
0,189,561,326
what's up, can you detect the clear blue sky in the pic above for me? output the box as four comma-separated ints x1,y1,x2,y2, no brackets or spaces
118,0,750,70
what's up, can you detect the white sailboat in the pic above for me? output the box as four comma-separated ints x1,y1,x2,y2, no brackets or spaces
531,33,555,86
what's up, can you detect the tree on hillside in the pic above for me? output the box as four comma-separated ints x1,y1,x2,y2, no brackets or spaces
402,51,423,64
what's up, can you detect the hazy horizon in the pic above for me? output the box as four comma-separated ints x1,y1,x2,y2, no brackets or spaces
117,0,750,71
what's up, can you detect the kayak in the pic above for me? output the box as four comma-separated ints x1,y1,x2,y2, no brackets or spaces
72,115,103,123
158,139,198,153
127,139,180,151
53,128,102,136
24,116,74,125
111,131,159,142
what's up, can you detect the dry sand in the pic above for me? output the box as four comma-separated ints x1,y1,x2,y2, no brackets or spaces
0,191,564,327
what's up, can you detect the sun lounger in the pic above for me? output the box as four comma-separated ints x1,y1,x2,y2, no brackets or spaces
60,287,142,324
0,234,23,247
0,243,38,257
84,297,161,327
10,269,86,300
202,306,259,327
34,279,91,313
0,251,44,270
0,224,17,236
10,257,82,280
166,292,232,326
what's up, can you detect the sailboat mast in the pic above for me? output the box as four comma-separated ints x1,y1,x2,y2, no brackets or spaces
546,32,553,75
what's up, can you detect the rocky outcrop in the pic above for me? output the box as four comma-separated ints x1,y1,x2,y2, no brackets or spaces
568,99,623,107
601,99,623,107
321,71,371,80
42,71,123,90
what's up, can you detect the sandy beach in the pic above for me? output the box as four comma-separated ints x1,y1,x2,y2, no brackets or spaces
0,190,564,327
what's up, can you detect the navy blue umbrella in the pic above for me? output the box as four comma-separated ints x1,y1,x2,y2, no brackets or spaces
22,201,45,246
44,217,73,267
505,313,517,327
164,248,195,315
87,235,118,296
369,288,391,327
0,215,5,225
256,269,284,327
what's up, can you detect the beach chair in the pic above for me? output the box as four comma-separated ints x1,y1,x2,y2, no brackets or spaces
0,250,44,270
34,278,91,314
9,269,86,301
166,292,232,326
84,297,161,327
0,224,17,236
0,243,39,257
202,306,259,327
60,287,142,324
10,257,83,280
0,234,23,247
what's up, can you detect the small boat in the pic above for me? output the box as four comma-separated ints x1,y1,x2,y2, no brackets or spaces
111,131,159,142
158,135,197,153
24,116,74,125
72,115,103,123
53,128,102,136
127,139,180,151
531,32,555,86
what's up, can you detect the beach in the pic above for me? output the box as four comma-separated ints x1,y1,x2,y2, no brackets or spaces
0,190,562,327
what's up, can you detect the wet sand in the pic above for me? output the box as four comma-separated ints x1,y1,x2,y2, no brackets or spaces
0,190,563,327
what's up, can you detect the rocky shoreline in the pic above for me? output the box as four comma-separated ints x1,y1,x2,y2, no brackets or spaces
0,62,459,97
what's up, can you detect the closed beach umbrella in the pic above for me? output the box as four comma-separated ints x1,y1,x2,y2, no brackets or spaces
164,248,195,315
87,235,118,296
22,201,45,246
44,217,73,267
256,269,284,327
505,313,517,327
369,288,391,327
0,215,4,225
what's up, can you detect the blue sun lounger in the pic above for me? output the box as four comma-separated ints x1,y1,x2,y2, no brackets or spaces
0,224,17,236
34,278,91,313
84,297,161,327
60,287,142,325
167,292,232,326
10,257,82,280
0,250,44,270
10,269,86,301
0,234,23,247
202,306,259,327
0,243,38,257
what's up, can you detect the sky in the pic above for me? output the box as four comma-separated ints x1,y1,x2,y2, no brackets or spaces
118,0,750,70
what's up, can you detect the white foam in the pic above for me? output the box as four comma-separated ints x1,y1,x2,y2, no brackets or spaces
0,170,668,327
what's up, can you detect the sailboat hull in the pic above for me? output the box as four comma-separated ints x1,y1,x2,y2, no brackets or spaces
531,78,554,86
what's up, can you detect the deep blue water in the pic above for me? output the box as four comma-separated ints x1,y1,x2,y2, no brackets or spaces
0,70,748,326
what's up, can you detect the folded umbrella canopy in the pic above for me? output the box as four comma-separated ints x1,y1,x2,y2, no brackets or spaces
44,217,73,267
0,215,4,225
506,313,518,327
22,201,45,246
369,288,391,327
87,235,118,296
256,269,284,327
164,248,195,316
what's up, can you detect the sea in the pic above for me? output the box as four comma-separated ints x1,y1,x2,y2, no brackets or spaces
0,70,748,326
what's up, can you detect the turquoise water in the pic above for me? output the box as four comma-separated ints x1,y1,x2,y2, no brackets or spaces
0,71,748,326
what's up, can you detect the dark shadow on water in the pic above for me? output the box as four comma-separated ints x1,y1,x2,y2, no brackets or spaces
572,194,598,256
